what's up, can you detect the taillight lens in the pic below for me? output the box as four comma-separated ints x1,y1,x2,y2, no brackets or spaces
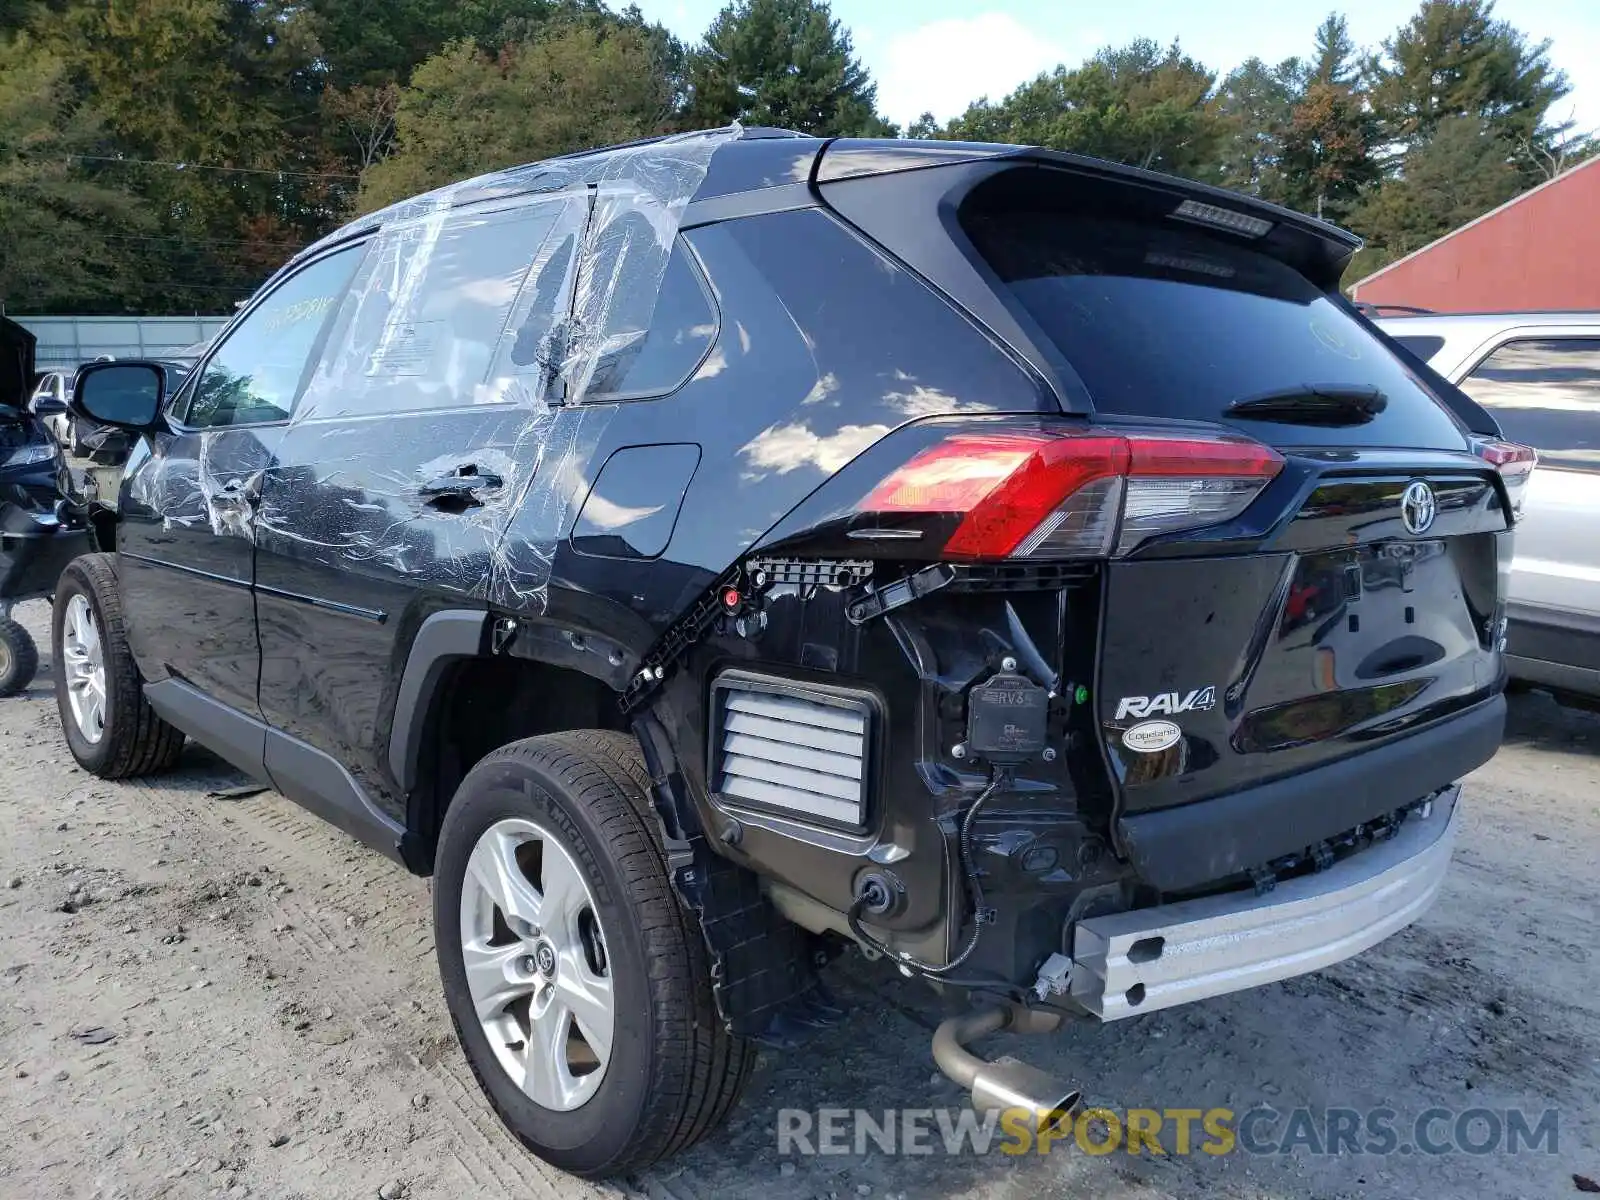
860,426,1283,560
1473,437,1537,520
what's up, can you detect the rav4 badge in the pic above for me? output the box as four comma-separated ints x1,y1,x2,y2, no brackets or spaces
1123,720,1183,753
1114,686,1216,719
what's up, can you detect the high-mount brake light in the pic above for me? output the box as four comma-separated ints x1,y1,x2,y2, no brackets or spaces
860,427,1284,561
1169,198,1273,239
1472,437,1537,520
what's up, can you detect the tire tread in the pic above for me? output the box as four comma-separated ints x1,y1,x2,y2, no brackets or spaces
55,554,184,779
0,617,40,697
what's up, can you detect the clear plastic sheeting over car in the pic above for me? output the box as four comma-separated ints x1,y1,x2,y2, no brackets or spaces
187,126,738,612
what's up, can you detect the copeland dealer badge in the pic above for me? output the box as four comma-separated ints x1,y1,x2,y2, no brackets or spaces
1123,719,1183,753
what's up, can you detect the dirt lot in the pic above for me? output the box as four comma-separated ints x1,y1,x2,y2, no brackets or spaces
1,595,1597,1200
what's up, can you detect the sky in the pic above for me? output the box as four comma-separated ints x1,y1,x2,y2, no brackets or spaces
632,0,1600,137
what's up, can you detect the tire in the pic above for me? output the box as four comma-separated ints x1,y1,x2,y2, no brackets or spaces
52,554,185,778
434,731,753,1178
0,618,39,697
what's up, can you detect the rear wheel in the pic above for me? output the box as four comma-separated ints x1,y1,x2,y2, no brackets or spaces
433,731,753,1177
0,618,39,697
52,555,184,778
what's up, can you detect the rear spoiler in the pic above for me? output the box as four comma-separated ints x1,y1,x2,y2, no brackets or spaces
817,140,1362,290
813,140,1365,414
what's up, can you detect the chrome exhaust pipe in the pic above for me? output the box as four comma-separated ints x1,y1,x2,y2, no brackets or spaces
931,1005,1081,1131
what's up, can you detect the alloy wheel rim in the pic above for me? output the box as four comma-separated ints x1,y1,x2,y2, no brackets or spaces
62,594,107,744
0,637,11,680
459,818,615,1111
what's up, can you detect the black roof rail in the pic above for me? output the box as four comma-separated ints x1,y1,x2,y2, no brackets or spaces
1356,303,1435,317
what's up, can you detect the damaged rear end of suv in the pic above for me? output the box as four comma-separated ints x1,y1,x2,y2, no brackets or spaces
677,140,1522,1121
58,129,1524,1176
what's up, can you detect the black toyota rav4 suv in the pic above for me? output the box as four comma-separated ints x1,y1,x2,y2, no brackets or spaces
57,128,1526,1176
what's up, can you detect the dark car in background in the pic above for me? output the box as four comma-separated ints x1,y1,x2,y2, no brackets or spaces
53,129,1526,1177
1,317,88,695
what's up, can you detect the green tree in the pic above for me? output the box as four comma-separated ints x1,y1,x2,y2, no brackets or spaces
28,0,335,310
359,21,676,211
943,40,1227,181
0,35,146,311
1214,56,1302,199
1366,0,1574,176
1308,12,1358,87
1277,15,1378,223
1281,80,1380,222
685,0,893,136
1348,113,1521,273
302,0,619,88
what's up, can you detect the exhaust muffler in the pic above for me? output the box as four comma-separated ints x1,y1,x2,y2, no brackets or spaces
931,1005,1081,1131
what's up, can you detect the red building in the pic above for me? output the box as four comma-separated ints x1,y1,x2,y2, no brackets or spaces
1349,154,1600,312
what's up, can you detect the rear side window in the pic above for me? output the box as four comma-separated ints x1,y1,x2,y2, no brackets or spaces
963,206,1470,448
1460,338,1600,472
1392,335,1445,362
579,228,717,401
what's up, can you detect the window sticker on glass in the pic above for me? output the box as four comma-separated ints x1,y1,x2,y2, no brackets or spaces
302,200,575,418
367,321,445,378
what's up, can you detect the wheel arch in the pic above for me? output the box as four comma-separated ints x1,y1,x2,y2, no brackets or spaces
392,610,645,874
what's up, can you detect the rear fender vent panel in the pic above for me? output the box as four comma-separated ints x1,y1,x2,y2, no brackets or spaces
709,671,877,832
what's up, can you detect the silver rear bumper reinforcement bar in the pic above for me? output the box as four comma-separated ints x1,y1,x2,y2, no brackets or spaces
1071,787,1461,1020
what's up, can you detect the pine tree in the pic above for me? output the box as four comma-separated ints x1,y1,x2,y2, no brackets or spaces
1350,113,1522,270
1281,81,1380,222
1309,13,1357,87
1279,13,1377,223
943,40,1227,182
1215,56,1302,200
685,0,894,136
1366,0,1574,176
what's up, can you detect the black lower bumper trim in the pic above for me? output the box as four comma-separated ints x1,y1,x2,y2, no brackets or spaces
1117,695,1505,893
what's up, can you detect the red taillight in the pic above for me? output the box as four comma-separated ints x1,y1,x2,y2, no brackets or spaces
1473,437,1536,520
861,426,1284,560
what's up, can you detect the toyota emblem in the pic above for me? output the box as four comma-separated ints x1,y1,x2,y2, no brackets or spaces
1400,480,1437,535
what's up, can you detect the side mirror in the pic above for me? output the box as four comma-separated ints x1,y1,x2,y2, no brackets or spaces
73,361,167,431
29,392,68,417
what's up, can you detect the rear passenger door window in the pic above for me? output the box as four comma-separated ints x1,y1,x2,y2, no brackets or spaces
1460,339,1600,472
297,199,580,419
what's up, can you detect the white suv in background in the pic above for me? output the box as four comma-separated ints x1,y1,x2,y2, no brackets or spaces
27,371,75,450
1379,312,1600,702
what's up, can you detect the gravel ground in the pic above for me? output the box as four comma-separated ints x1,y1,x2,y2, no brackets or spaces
0,595,1597,1200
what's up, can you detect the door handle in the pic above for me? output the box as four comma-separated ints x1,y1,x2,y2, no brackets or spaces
418,468,504,509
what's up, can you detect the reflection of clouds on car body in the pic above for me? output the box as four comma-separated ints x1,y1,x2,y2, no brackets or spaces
739,420,891,479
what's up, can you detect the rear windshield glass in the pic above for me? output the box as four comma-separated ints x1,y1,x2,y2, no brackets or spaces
964,208,1469,447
